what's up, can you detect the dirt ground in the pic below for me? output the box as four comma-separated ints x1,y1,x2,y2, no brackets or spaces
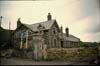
0,57,94,65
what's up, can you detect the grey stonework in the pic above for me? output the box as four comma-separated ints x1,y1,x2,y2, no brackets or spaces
13,13,80,60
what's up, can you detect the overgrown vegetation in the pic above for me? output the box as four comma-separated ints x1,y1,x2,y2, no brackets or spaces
45,48,98,61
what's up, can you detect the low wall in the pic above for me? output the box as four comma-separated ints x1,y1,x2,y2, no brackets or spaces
45,48,98,62
12,49,33,59
11,47,98,61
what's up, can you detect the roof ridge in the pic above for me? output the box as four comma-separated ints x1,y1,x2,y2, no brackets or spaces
22,19,56,26
29,19,56,26
22,19,56,32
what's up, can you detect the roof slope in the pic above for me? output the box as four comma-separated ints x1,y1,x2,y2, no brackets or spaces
18,19,80,42
62,34,80,42
24,19,56,32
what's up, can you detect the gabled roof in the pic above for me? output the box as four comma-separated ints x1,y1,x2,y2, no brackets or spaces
24,19,56,32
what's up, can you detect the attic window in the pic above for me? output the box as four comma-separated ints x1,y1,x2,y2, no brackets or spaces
53,28,56,34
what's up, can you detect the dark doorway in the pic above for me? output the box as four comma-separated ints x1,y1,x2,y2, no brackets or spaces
61,41,64,48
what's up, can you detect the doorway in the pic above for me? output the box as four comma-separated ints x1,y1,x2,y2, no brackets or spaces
61,41,64,48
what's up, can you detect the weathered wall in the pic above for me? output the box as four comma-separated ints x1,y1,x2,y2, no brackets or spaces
45,48,98,61
48,22,61,48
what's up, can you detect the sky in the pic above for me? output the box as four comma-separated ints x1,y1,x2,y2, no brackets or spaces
0,0,100,42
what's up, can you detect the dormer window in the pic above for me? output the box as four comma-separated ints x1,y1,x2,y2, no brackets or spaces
37,24,45,30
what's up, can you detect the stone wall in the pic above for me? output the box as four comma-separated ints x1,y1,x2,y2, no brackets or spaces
12,49,33,59
47,22,61,48
44,48,98,62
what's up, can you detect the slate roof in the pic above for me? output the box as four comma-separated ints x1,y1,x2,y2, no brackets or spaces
24,19,56,32
22,19,80,42
61,33,80,42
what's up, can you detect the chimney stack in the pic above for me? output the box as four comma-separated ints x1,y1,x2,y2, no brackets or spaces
47,13,52,21
65,27,69,37
17,18,21,28
60,25,63,33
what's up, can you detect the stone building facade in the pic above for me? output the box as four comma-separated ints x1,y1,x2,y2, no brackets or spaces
13,13,80,60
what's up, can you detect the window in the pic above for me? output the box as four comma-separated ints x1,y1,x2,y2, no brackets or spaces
61,41,63,48
53,30,56,34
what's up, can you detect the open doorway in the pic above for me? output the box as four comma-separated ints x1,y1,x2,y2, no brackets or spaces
61,41,64,48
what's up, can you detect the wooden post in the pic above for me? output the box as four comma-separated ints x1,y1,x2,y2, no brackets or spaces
43,44,47,60
34,44,38,60
26,30,28,48
9,21,11,48
20,33,23,49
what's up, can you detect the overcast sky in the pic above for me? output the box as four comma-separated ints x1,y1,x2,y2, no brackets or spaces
0,0,100,42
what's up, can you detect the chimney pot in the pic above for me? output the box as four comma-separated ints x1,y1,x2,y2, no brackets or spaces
47,13,52,21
